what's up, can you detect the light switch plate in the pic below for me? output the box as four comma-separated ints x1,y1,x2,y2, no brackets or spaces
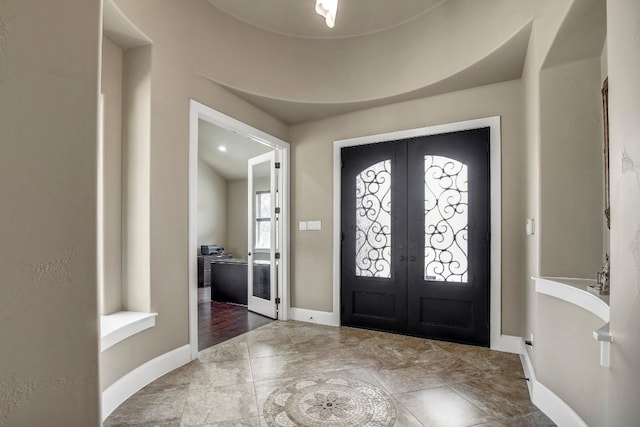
299,221,307,231
307,220,322,231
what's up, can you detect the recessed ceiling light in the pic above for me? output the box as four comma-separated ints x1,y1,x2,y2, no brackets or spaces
218,146,227,152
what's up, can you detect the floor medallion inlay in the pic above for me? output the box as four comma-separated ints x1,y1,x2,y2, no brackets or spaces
263,375,397,426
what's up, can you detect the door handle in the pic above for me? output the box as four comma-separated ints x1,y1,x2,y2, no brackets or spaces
409,256,416,262
399,256,406,261
248,252,252,256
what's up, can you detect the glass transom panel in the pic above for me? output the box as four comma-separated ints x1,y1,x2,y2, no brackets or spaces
355,160,392,278
424,155,468,282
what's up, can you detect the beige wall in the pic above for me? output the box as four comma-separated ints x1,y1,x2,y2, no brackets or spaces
100,0,529,391
0,0,101,425
290,79,525,336
607,0,640,423
100,3,640,424
521,0,611,424
197,160,227,251
122,44,152,313
521,0,573,364
7,0,640,424
101,36,124,315
226,179,248,259
539,57,604,277
226,177,272,260
101,0,288,391
535,295,607,426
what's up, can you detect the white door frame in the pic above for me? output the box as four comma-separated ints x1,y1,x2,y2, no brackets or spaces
332,116,520,353
188,99,290,359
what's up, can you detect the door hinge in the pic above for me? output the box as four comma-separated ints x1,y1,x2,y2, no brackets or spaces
275,162,281,169
275,207,281,214
486,233,491,243
341,160,344,169
341,232,345,243
275,252,281,259
275,297,281,305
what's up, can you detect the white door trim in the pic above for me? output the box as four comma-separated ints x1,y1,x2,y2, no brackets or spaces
188,99,290,359
332,116,513,352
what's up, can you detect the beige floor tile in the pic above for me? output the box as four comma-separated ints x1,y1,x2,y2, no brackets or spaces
105,321,555,427
194,416,264,426
474,410,556,426
242,327,291,344
189,359,253,389
107,419,183,427
253,376,298,413
368,365,442,394
413,355,487,385
447,372,537,419
142,362,197,393
181,382,258,425
103,387,187,426
198,340,250,363
395,385,497,427
247,336,299,359
249,346,378,381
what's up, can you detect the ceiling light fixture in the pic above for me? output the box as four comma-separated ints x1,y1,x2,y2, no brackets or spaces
218,146,227,152
315,0,338,28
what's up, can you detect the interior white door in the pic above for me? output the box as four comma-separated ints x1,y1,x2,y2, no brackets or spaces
247,151,279,319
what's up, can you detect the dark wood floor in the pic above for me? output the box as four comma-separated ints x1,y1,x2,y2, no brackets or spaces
198,300,274,351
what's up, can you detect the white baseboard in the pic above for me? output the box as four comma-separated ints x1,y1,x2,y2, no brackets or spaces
491,334,521,354
101,344,191,422
288,311,523,356
519,340,588,427
289,307,339,327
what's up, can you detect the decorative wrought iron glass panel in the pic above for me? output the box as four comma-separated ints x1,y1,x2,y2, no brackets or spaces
355,160,392,278
424,155,468,282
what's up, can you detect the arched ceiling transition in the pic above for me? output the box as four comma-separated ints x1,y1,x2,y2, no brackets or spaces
201,0,533,124
108,0,534,126
209,22,532,124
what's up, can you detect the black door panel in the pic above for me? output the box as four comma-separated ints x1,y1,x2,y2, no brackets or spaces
341,128,490,346
341,141,407,333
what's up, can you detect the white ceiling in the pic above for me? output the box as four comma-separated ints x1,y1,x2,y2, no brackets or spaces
207,0,446,39
198,120,273,181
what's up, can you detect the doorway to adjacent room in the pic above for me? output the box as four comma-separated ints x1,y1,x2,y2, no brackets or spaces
189,100,291,356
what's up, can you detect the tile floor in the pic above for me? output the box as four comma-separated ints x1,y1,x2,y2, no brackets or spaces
105,321,555,427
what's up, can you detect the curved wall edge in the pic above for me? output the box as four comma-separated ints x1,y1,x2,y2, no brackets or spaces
101,344,191,421
520,341,588,427
204,23,532,124
195,21,532,108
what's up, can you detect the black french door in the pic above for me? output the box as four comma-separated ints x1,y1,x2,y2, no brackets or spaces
341,128,490,346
